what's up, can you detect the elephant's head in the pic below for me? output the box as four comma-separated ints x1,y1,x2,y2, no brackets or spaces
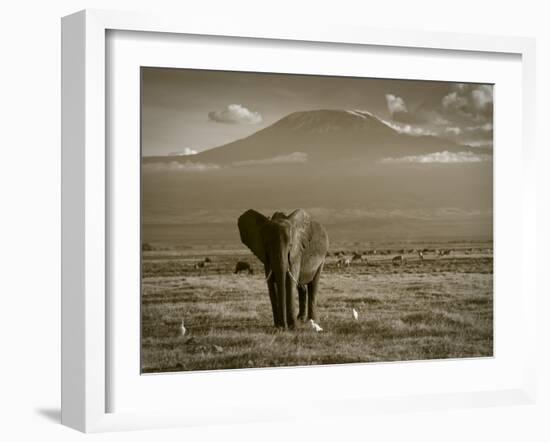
238,209,313,328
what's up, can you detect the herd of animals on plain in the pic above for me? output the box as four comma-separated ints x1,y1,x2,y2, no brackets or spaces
182,242,484,272
143,208,492,334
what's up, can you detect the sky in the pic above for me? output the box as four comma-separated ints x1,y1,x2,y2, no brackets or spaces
141,68,494,157
141,68,494,243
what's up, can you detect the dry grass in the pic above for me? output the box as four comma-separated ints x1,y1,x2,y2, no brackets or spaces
141,247,493,373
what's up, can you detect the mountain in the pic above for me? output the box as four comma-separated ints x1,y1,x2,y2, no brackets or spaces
141,109,492,245
143,109,467,166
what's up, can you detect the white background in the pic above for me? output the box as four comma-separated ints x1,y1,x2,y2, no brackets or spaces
0,1,548,441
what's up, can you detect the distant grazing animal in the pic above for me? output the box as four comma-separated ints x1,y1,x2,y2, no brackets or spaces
352,252,368,262
234,261,254,275
417,250,424,261
337,256,352,267
193,257,211,269
238,209,329,329
141,242,154,252
352,308,358,321
309,319,323,332
392,255,405,265
193,260,208,269
437,249,451,257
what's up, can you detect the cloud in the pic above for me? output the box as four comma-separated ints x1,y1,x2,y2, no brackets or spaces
433,115,450,125
441,83,493,122
471,85,493,110
142,161,220,172
306,206,492,223
465,141,493,148
208,104,263,124
385,94,408,115
168,148,197,156
442,122,493,146
144,206,492,226
385,93,426,124
442,92,469,111
142,152,308,172
380,151,492,164
468,123,493,132
346,109,375,119
464,123,493,141
445,127,462,136
232,152,308,167
381,119,437,137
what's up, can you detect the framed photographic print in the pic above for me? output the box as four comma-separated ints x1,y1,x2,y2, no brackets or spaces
61,9,537,432
140,68,495,373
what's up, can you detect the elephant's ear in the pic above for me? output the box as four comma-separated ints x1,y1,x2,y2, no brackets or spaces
288,209,312,253
238,209,268,264
288,209,329,274
270,211,287,221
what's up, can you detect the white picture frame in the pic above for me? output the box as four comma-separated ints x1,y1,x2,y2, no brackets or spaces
61,9,537,433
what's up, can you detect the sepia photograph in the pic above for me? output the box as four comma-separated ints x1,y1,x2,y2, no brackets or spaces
140,68,493,374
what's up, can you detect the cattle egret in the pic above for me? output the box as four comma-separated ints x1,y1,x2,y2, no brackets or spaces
180,320,186,336
309,319,323,332
352,308,358,320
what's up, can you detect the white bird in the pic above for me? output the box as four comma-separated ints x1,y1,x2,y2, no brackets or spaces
180,319,186,337
309,319,323,332
352,308,358,320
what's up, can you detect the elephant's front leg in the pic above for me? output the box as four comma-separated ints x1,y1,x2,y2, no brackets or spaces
266,270,279,327
297,285,307,321
307,264,323,321
285,273,296,329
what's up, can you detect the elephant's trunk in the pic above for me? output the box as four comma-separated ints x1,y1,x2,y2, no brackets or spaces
272,250,288,329
285,251,297,328
275,270,287,328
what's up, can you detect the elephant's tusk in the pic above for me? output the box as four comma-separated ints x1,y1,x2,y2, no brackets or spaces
265,269,299,285
287,269,299,286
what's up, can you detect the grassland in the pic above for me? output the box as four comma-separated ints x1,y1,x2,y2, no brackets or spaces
141,244,493,373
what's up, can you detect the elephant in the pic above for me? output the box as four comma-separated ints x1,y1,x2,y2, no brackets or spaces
237,209,329,329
